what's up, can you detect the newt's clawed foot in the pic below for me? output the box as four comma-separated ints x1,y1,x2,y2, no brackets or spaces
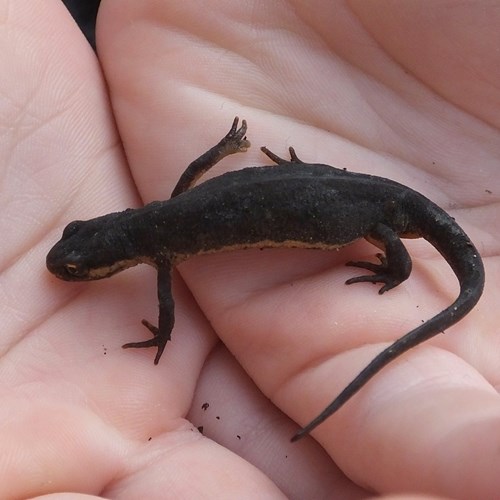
122,319,168,364
346,253,402,294
221,116,251,155
261,146,302,164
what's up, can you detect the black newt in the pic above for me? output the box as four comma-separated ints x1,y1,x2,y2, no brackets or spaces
46,117,485,441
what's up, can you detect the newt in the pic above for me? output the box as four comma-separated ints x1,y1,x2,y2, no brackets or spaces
46,117,485,441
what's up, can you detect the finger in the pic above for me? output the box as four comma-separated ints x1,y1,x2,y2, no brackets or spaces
0,0,129,361
289,345,500,498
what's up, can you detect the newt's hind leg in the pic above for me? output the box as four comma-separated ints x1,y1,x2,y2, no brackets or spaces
345,223,412,294
171,117,251,197
261,146,302,164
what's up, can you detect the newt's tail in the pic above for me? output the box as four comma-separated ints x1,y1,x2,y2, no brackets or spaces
292,206,484,442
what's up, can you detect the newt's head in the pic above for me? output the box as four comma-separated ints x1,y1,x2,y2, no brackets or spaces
46,213,141,281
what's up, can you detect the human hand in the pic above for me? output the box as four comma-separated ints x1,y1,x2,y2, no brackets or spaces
1,1,499,498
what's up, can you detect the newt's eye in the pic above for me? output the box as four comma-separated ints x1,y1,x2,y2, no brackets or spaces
64,263,82,276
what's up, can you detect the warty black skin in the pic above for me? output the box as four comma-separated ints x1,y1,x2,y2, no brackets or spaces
46,117,485,442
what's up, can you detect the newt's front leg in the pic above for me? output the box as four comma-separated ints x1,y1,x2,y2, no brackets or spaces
171,117,251,197
122,262,174,364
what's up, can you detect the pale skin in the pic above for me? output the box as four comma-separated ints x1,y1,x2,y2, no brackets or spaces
1,0,499,498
